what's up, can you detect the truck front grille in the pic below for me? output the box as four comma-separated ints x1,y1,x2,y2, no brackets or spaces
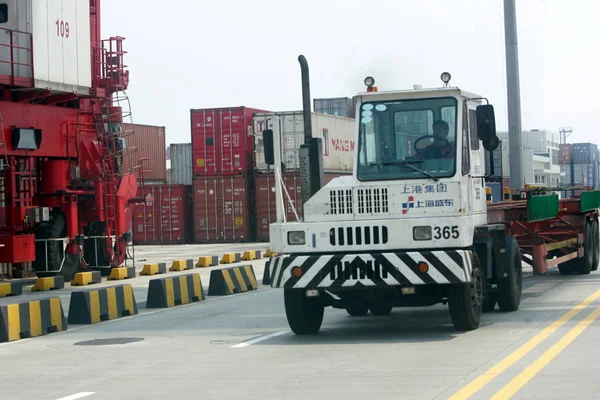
357,188,389,214
329,225,388,246
329,189,353,215
329,259,389,280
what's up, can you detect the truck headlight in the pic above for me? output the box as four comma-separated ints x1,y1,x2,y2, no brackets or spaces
413,226,432,241
288,231,306,245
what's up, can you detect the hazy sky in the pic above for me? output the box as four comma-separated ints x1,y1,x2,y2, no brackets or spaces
101,0,599,146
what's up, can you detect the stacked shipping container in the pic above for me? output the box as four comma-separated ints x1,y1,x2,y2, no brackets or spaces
191,106,270,243
560,143,599,188
313,97,355,119
169,143,192,185
122,123,167,183
132,184,193,245
252,111,355,241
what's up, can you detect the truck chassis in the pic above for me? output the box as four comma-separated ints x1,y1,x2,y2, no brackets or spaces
269,191,600,334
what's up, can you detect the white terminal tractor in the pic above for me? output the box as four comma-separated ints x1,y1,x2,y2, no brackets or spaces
265,69,522,334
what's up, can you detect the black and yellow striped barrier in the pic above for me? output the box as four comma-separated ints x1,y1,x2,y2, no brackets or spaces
486,187,493,204
196,256,219,268
71,271,102,286
146,274,205,308
169,259,194,272
242,250,262,261
264,248,277,257
32,276,64,292
140,263,167,276
0,281,23,297
262,259,272,285
208,265,258,296
220,253,241,264
67,284,138,324
0,297,67,342
504,187,511,201
108,266,136,281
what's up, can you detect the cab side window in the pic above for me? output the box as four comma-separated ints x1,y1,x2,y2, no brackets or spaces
0,4,7,24
469,109,479,150
462,103,470,175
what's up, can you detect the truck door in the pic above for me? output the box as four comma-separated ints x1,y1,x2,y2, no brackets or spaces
461,100,474,213
467,101,486,214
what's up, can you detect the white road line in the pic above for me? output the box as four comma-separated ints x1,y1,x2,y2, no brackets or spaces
231,331,289,348
56,392,95,400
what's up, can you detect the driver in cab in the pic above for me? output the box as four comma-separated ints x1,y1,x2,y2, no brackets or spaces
420,120,454,159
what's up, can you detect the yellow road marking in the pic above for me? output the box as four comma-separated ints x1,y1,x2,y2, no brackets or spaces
449,287,600,400
491,304,600,399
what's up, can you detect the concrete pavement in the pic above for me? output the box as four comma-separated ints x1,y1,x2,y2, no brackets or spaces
1,265,600,399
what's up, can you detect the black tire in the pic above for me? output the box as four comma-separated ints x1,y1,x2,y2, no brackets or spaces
33,212,80,281
369,303,393,316
284,288,324,335
591,219,599,271
482,292,497,313
558,262,575,275
497,235,523,312
575,220,594,275
448,251,483,331
346,304,369,316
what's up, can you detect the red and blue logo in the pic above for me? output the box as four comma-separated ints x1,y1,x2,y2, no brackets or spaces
402,196,415,214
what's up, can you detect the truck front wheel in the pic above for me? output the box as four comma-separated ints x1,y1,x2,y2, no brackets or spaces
284,288,324,335
448,251,483,331
369,303,393,316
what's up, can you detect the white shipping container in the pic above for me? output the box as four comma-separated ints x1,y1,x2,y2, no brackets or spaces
170,143,192,185
0,0,91,93
253,111,355,172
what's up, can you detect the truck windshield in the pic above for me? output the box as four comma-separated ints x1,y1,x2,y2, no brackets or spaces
357,96,458,181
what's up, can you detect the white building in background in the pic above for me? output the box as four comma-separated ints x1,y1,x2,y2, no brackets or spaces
497,129,561,187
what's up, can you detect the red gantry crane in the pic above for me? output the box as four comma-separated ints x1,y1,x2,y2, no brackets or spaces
0,0,147,281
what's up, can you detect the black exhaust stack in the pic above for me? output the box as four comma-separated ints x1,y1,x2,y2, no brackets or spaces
298,55,324,206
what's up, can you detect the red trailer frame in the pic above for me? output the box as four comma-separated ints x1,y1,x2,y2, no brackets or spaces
487,190,600,275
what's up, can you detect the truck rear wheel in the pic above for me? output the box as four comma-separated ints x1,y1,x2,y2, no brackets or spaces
346,304,369,316
448,251,483,331
575,220,594,275
591,219,599,271
284,288,324,334
497,235,522,312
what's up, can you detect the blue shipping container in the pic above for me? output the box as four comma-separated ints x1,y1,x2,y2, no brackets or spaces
487,182,502,203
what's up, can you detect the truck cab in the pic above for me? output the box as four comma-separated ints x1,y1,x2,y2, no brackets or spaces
268,75,522,334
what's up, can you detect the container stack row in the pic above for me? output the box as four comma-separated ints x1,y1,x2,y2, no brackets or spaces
126,97,357,245
559,143,600,189
252,110,354,241
190,106,268,243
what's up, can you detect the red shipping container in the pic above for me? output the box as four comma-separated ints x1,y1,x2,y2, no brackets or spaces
559,143,573,165
191,107,269,176
254,172,349,242
122,123,167,182
133,184,192,245
193,175,253,243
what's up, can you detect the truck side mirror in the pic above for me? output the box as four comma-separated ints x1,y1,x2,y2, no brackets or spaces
476,104,500,151
263,129,275,165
